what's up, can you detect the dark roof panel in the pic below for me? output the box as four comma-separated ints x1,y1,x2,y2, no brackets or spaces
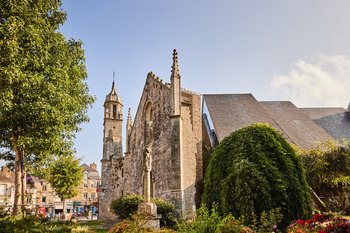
260,101,335,148
301,108,350,140
203,94,347,149
203,94,280,142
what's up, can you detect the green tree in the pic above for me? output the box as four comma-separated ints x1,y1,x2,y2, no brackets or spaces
202,123,311,228
296,140,350,213
0,0,94,215
48,155,83,219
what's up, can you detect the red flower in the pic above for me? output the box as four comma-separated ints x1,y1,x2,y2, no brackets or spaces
306,220,311,224
297,220,305,225
314,214,324,221
325,225,334,230
318,231,327,233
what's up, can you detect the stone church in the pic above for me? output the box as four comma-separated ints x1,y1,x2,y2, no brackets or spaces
99,50,202,219
99,50,350,220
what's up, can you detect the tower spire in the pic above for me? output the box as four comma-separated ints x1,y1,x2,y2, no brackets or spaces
171,49,181,80
127,108,133,126
170,49,181,116
111,80,117,95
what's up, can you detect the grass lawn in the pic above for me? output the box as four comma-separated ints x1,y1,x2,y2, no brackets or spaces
76,220,110,233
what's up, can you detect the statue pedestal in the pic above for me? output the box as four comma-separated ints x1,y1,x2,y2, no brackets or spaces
137,202,161,231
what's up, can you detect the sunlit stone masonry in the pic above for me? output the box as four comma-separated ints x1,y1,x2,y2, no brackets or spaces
99,50,203,219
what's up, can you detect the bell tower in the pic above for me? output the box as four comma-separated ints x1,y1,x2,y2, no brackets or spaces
99,81,123,219
102,81,123,159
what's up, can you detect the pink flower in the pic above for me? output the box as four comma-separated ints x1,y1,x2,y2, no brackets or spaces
273,225,277,229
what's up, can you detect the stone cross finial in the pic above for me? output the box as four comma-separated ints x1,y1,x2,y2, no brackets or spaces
143,143,152,202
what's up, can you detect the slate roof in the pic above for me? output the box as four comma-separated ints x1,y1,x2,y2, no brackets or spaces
0,172,13,184
203,94,349,149
80,164,101,180
301,108,350,140
203,94,279,142
260,101,334,148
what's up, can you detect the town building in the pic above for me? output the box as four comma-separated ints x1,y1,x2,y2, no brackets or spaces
0,163,101,218
26,174,55,216
0,166,55,216
72,163,101,216
0,166,15,211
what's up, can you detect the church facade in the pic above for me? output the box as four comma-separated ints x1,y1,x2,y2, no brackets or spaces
99,50,203,219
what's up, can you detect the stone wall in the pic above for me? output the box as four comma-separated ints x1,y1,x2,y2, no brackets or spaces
127,73,173,202
125,73,202,215
180,91,202,216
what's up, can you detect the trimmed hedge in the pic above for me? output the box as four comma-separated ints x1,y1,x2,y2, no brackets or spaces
202,123,311,228
110,195,176,228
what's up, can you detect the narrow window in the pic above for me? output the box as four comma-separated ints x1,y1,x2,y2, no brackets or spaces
84,181,88,188
84,193,88,200
91,181,95,188
42,197,46,203
122,168,124,178
27,195,32,203
42,185,47,191
113,105,117,118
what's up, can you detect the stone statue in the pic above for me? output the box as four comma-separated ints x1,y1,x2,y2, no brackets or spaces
144,144,152,172
143,143,152,203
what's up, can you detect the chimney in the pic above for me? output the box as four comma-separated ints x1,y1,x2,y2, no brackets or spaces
90,163,97,171
1,166,11,178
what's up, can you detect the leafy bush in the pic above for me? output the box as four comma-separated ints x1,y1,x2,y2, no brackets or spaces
110,194,144,219
202,123,311,228
151,197,176,228
0,214,74,232
110,195,176,228
177,204,282,233
296,140,350,214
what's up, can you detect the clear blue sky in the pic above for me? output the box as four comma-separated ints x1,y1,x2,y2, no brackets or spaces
58,0,350,172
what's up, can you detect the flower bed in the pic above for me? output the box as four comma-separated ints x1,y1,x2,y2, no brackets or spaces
289,214,350,233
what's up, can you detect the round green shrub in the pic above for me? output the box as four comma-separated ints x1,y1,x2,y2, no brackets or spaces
110,194,143,219
151,197,176,228
202,123,311,228
110,195,176,228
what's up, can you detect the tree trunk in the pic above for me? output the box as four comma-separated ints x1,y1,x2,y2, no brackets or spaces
20,151,26,217
62,198,66,220
12,134,22,217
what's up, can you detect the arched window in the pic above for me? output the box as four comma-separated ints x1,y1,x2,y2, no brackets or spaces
144,101,153,141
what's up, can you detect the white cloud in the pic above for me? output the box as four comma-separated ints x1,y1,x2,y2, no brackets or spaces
269,55,350,108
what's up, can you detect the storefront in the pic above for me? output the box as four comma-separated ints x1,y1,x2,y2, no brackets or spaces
74,201,99,217
53,202,73,218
